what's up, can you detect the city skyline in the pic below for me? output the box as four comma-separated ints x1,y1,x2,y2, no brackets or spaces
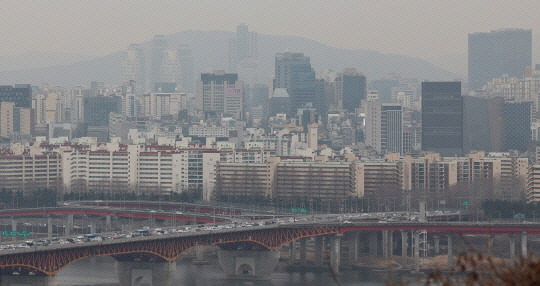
2,2,540,74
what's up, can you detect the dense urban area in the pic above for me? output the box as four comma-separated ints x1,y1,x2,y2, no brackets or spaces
2,21,540,286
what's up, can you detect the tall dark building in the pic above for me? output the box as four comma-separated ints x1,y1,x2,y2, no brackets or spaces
151,35,168,92
421,82,463,156
468,29,532,91
229,24,257,72
275,52,317,115
369,78,399,103
340,68,366,112
504,101,531,152
83,96,122,127
0,84,31,108
178,45,194,93
463,96,506,153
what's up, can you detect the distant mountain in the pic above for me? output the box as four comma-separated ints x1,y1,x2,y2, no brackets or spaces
426,53,467,77
0,52,92,72
0,30,460,87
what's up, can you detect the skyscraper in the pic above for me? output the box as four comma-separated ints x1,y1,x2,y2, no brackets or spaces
0,102,33,138
121,44,145,94
421,82,463,156
335,68,366,112
365,102,403,154
0,84,32,108
177,45,194,93
275,52,317,115
504,101,532,152
159,49,181,87
151,35,168,92
83,96,122,127
468,29,532,91
196,71,244,119
229,24,257,72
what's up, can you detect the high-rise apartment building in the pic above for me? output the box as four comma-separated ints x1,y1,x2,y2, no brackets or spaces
143,92,188,120
275,52,317,115
468,29,532,91
421,82,463,156
121,44,145,94
228,24,257,72
196,71,244,119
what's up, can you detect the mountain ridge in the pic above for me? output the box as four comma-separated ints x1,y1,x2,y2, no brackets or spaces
0,30,461,87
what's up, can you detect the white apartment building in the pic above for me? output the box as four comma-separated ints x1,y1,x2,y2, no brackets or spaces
0,148,62,192
143,92,188,120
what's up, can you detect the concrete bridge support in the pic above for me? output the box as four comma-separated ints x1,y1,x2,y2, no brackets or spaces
10,217,17,241
434,235,440,255
90,220,96,234
0,275,57,286
115,260,176,286
348,232,359,263
400,231,408,266
65,214,74,237
448,233,454,267
193,245,208,264
369,231,378,257
509,234,516,260
217,250,280,280
414,231,420,272
314,236,324,266
382,230,389,260
330,235,342,274
487,235,494,256
521,231,527,257
299,238,307,265
106,215,112,231
288,241,296,264
47,216,53,239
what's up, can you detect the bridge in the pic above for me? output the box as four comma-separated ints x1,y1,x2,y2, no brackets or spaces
0,220,539,285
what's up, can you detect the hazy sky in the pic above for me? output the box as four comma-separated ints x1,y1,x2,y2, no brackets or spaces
0,1,538,61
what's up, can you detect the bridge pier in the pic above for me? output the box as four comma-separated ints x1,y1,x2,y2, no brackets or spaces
509,234,516,261
193,245,208,264
0,275,57,286
11,217,17,241
299,238,307,265
314,236,324,266
434,235,440,255
348,231,359,263
369,231,378,257
90,220,96,234
65,214,74,237
115,260,176,286
487,235,494,256
217,250,280,280
330,234,342,274
382,230,389,260
414,231,420,272
47,216,53,239
288,241,296,264
106,215,112,231
521,231,527,257
448,233,454,267
400,231,408,266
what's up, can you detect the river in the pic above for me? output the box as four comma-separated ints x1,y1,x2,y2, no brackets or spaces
53,256,411,286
